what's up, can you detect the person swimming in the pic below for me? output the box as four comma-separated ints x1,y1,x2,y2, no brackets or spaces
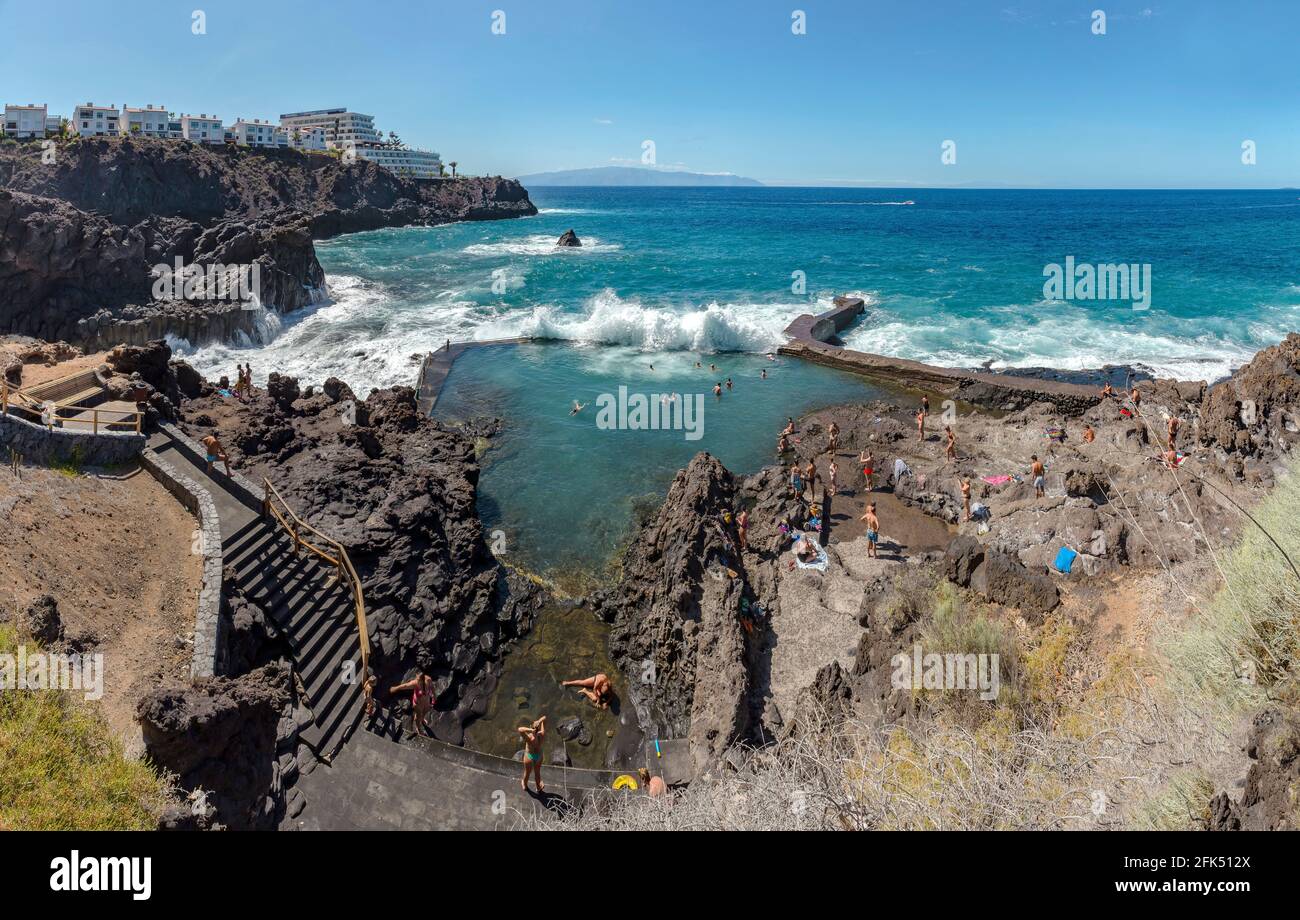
570,400,587,415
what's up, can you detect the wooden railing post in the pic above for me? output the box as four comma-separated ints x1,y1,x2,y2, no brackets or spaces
92,410,99,435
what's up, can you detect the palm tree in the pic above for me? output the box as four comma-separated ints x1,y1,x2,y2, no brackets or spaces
448,161,458,178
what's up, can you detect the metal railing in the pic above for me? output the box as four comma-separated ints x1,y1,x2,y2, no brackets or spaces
0,382,143,435
261,477,370,676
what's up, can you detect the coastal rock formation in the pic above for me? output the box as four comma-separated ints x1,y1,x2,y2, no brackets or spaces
180,375,545,741
1199,332,1300,473
1208,684,1300,831
556,229,582,247
0,138,536,349
595,453,752,770
136,660,295,831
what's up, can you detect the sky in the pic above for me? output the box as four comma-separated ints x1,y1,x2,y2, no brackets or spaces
1,0,1297,187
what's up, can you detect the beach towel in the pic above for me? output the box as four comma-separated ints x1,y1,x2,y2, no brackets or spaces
1053,546,1078,574
970,502,990,521
982,475,1013,486
793,534,829,572
1044,426,1066,442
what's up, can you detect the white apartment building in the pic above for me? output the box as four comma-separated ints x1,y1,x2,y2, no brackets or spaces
279,108,381,148
284,124,327,152
180,113,224,144
229,118,281,148
121,104,171,138
3,103,49,138
355,145,444,179
72,102,119,137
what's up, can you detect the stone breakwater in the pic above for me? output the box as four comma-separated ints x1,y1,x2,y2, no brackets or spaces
780,296,1102,416
0,137,536,350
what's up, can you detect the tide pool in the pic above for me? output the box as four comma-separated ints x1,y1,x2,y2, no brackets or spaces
434,342,887,579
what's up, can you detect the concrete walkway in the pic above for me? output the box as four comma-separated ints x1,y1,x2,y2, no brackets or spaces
416,338,534,414
289,723,659,830
781,296,1100,413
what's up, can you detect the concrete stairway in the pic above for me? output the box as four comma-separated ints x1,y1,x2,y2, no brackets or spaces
222,516,365,758
147,430,364,760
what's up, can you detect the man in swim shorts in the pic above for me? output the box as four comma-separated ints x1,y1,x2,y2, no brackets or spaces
960,476,972,522
860,450,874,491
518,716,547,792
1030,455,1046,499
200,434,232,476
861,502,880,558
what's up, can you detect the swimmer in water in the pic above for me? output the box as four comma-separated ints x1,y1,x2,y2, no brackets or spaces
570,400,587,415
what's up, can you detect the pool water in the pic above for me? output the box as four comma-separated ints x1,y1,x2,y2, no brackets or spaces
434,342,889,580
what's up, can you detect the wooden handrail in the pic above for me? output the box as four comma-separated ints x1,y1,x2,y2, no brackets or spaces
261,477,370,679
0,382,144,434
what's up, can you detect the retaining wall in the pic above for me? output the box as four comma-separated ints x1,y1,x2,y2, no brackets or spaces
0,411,145,466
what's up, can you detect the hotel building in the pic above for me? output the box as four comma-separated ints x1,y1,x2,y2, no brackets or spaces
3,103,49,138
354,145,444,179
279,108,381,147
121,105,172,138
229,118,282,148
72,102,120,137
180,113,224,144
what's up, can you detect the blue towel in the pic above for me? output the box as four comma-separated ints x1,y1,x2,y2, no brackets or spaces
1054,546,1078,574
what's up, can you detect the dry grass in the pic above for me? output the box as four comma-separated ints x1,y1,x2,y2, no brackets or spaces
0,624,175,830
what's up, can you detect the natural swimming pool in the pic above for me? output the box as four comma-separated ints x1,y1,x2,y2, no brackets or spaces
433,341,890,581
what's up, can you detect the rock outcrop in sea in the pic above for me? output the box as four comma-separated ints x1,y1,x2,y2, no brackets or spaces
0,137,536,349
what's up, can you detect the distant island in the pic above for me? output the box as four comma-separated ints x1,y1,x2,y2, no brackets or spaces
515,166,763,187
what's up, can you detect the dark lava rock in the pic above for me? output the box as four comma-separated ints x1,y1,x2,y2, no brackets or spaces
136,660,294,831
597,452,751,775
1199,332,1300,465
556,228,581,247
1208,686,1300,831
0,139,536,349
557,716,592,745
946,536,1060,621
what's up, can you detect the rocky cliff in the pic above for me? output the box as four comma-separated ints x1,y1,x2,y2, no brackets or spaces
0,137,535,349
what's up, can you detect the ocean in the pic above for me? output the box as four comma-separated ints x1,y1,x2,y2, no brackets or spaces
180,186,1300,576
186,186,1300,393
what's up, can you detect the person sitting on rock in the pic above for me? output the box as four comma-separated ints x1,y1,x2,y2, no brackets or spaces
200,434,232,477
390,672,436,737
1083,424,1096,443
563,673,612,709
637,768,668,799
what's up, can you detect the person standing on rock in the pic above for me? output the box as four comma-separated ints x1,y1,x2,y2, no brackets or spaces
960,476,972,522
1166,415,1180,450
518,716,547,793
916,408,927,442
828,457,839,497
1030,455,1046,499
737,508,749,551
390,673,436,737
944,426,956,463
861,502,880,558
1130,386,1142,411
860,450,875,492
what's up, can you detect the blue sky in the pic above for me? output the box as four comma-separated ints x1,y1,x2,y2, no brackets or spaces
2,0,1296,187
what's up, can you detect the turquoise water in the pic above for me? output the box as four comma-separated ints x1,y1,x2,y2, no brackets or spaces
174,186,1300,576
435,343,884,578
186,187,1300,394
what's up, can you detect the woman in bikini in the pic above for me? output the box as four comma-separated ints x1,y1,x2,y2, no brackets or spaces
389,672,436,737
562,674,612,709
518,716,547,792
